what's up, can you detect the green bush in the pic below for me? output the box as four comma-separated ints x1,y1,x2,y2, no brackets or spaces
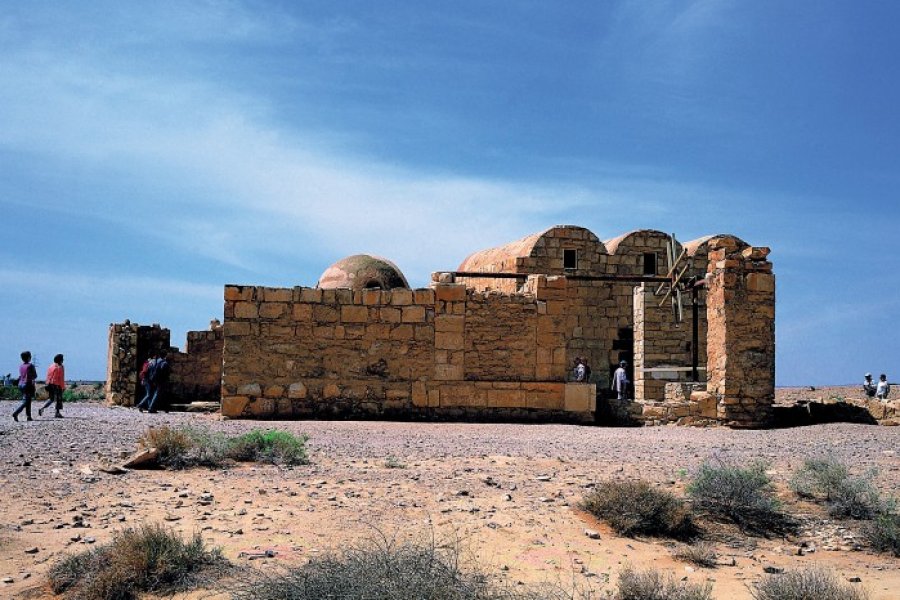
581,480,695,539
751,566,868,600
790,457,884,519
864,512,900,557
226,429,309,465
615,565,712,600
232,536,554,600
688,460,788,533
47,524,223,600
0,386,20,402
137,426,308,469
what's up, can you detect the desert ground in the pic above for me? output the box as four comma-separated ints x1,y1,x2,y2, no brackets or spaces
0,387,897,599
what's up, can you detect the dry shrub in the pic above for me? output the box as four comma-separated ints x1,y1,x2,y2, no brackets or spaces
615,565,712,600
790,457,884,519
688,459,791,534
138,426,197,469
225,429,309,465
581,480,696,539
751,566,868,600
672,542,718,568
137,426,308,469
47,524,223,600
232,534,563,600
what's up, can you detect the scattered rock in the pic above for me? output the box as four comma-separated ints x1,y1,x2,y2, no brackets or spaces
121,448,159,469
584,529,601,539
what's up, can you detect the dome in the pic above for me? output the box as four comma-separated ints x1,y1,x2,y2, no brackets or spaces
317,254,410,290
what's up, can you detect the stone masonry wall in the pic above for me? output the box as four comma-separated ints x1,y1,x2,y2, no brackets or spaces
220,276,595,421
705,239,775,427
633,284,696,402
169,321,224,403
106,320,224,406
105,322,170,406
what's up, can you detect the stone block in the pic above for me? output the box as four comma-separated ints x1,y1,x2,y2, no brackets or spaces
225,321,251,336
488,387,525,408
259,302,287,319
434,364,463,381
391,289,413,305
323,383,341,399
237,383,261,396
402,305,426,322
341,305,370,323
380,307,402,323
414,289,435,304
434,315,465,333
225,286,252,301
221,395,250,417
234,302,258,319
434,284,466,302
292,303,312,321
264,385,284,398
564,383,594,412
313,305,339,323
298,288,322,303
746,272,775,292
263,288,292,302
435,331,464,350
362,289,382,305
412,381,428,407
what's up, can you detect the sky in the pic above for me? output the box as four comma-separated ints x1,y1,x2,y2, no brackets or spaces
1,1,898,385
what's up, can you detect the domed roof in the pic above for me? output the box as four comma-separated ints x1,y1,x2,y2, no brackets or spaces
317,254,410,290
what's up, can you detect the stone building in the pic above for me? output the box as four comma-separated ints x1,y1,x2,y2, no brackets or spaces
106,225,776,427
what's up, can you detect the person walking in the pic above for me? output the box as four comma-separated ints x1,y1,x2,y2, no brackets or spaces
135,352,157,412
146,350,170,414
876,374,891,400
12,351,38,422
612,360,630,400
38,354,65,418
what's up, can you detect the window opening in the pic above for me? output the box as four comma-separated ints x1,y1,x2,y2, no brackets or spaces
643,252,657,275
563,249,578,270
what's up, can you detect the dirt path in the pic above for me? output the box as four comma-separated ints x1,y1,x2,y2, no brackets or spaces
0,400,897,598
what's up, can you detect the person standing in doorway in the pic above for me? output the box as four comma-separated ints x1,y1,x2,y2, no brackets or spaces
12,351,38,422
612,360,630,400
39,354,65,418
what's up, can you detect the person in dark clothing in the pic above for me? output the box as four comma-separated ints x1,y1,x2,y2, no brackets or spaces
147,350,171,413
13,351,38,422
135,352,157,413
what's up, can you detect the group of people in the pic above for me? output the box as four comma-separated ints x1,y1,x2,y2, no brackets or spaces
135,350,171,413
11,351,66,422
571,357,632,400
863,373,891,400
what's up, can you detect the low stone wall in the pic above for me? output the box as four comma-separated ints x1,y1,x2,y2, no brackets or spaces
220,279,595,422
170,322,223,403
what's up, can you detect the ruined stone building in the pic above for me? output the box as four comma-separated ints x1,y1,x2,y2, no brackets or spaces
106,225,776,428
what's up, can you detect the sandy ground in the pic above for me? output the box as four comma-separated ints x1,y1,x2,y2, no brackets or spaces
0,393,898,599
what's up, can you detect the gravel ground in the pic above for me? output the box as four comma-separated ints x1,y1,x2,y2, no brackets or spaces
0,400,898,599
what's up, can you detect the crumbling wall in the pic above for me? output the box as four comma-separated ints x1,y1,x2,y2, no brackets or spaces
705,239,775,427
105,322,170,406
220,276,595,421
169,320,224,403
105,320,223,406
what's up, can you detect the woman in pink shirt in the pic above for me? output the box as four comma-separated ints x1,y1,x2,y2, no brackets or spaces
39,354,65,418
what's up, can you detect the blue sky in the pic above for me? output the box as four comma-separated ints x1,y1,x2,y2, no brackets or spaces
1,1,898,384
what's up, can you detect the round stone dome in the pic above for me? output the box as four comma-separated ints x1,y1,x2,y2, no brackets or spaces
317,254,410,290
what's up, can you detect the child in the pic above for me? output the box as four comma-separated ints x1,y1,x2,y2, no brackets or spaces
39,354,65,418
12,351,38,422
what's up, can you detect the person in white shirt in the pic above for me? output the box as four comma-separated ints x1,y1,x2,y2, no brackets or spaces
863,373,877,398
876,374,890,400
612,360,630,400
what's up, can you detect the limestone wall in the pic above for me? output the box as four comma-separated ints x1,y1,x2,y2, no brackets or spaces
169,321,224,403
633,285,697,401
105,320,223,406
220,277,595,421
706,240,776,427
